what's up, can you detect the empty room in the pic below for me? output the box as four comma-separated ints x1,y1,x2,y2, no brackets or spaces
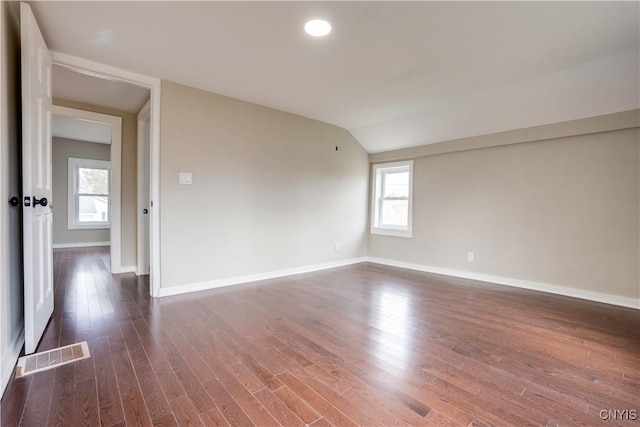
1,1,638,426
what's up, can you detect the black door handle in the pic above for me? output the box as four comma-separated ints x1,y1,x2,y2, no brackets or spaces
8,196,20,207
143,208,148,214
33,197,48,207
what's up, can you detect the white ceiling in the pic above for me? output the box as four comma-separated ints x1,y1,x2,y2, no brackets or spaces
31,1,639,153
53,64,150,113
52,115,112,145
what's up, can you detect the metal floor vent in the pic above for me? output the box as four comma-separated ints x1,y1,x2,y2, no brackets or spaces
15,341,90,378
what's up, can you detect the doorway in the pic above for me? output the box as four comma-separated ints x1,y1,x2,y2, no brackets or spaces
51,55,161,296
50,60,158,286
51,106,121,271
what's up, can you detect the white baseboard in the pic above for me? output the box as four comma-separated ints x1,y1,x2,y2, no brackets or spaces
112,265,136,275
155,254,638,309
366,257,640,310
158,257,368,297
53,241,110,249
1,325,24,399
135,267,150,277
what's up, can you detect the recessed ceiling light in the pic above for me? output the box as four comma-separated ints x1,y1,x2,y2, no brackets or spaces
305,19,331,37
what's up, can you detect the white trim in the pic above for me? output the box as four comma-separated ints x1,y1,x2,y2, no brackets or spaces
51,52,162,297
52,241,110,249
112,265,136,275
158,257,368,298
370,160,413,238
1,325,24,399
51,51,159,89
67,157,111,230
52,105,122,273
370,227,413,238
136,100,151,277
0,0,5,398
149,84,161,297
366,257,640,310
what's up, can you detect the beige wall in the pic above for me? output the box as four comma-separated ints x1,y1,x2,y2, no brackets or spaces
1,0,22,396
159,81,369,288
52,137,110,246
52,98,137,268
369,127,640,300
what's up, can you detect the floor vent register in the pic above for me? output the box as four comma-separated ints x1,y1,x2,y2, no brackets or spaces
15,341,90,378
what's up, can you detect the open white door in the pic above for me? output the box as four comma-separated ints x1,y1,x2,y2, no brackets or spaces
21,2,53,354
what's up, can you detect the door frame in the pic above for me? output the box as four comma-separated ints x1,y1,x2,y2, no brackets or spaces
51,52,162,297
51,105,122,271
136,99,150,276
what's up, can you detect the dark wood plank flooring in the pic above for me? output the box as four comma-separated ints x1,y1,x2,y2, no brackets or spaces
1,247,638,426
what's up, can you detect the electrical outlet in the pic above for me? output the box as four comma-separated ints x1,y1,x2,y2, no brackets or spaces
467,252,474,262
335,243,341,253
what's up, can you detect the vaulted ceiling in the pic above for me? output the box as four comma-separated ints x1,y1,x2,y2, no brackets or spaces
31,1,640,153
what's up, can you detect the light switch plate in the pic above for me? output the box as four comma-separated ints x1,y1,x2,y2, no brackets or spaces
179,172,192,185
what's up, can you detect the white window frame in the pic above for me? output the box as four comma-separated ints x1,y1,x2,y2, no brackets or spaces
371,160,414,238
68,157,111,230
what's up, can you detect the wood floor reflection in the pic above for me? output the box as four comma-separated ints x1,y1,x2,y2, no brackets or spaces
1,246,638,426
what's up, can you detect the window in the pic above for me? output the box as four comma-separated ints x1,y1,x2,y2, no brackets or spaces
371,160,413,237
68,158,111,229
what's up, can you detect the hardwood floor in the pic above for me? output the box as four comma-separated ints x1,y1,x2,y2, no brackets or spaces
2,247,638,426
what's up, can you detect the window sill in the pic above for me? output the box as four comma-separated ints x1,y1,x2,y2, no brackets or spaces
370,227,412,238
68,223,111,230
